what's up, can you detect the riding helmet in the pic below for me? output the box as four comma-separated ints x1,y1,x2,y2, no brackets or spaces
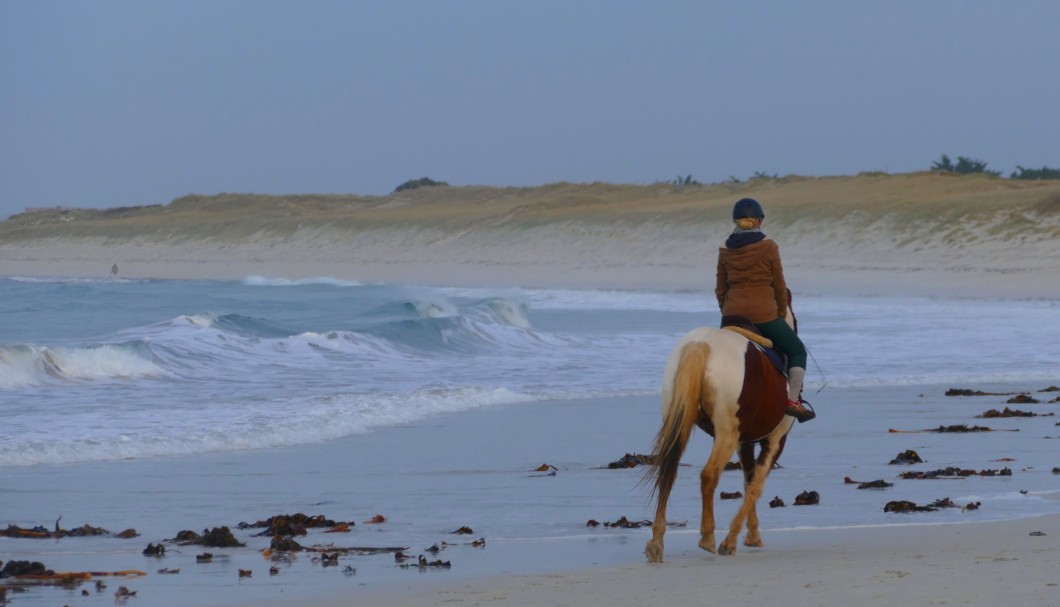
732,197,765,220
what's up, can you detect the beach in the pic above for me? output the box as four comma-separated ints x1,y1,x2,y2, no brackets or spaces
2,173,1059,606
4,385,1059,607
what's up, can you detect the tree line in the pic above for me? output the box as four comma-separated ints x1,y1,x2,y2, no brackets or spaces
931,154,1060,180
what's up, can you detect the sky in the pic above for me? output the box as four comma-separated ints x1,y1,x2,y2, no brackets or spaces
2,0,1058,217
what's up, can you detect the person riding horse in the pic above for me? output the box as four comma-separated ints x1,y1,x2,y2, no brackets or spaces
716,197,815,423
643,198,817,562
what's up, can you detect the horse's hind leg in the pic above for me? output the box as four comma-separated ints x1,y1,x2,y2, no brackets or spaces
721,437,779,555
645,484,671,563
699,429,738,554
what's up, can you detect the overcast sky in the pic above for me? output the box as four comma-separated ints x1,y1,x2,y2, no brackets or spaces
2,1,1058,217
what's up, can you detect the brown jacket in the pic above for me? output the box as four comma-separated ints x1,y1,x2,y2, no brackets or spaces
715,238,788,324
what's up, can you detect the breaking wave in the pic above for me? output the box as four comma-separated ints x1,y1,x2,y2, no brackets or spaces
0,296,542,388
0,342,167,388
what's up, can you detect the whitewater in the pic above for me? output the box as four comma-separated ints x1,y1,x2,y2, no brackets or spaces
1,276,1057,467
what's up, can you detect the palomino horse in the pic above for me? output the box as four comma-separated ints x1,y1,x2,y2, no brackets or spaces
643,312,797,563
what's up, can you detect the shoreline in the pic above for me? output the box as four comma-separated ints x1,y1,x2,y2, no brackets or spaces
2,258,1058,300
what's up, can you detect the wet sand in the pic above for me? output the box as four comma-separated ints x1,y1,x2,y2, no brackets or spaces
344,512,1060,607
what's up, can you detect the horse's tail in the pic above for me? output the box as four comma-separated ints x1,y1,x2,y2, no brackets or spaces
644,341,711,499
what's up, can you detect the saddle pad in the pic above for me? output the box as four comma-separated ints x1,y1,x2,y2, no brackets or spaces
722,325,774,349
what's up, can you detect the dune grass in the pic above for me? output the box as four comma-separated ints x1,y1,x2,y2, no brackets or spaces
1,173,1057,279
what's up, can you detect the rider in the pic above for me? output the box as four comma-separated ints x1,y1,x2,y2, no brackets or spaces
715,197,815,422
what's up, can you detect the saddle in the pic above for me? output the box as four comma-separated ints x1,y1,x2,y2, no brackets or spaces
720,315,787,376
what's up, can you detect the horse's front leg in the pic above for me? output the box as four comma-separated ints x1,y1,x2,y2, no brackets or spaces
723,440,776,553
701,431,738,554
744,500,762,547
739,441,763,548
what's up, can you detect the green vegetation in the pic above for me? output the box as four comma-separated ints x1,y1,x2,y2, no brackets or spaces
669,175,702,186
930,154,1001,176
394,177,448,193
1010,165,1060,180
929,155,1059,179
930,154,955,171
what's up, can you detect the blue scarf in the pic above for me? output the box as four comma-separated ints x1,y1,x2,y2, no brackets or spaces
725,228,765,249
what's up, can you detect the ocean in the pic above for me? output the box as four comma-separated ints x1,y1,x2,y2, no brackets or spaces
1,276,1058,605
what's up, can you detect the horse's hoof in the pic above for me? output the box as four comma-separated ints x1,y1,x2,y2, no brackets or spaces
718,542,736,556
645,541,663,563
743,537,763,548
698,538,716,554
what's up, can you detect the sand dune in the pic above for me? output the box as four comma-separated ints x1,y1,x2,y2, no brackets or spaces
2,172,1058,296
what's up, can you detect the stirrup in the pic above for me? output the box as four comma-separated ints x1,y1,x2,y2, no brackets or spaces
786,398,816,423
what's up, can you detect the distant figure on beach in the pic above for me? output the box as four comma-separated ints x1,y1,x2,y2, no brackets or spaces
716,197,815,422
111,263,119,276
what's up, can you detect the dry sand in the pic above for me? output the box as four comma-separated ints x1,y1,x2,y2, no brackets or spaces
2,172,1059,297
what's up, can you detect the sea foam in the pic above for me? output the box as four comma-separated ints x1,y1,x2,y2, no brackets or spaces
0,386,538,466
242,275,362,287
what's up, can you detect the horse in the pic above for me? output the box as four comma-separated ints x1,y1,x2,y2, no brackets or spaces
642,311,797,563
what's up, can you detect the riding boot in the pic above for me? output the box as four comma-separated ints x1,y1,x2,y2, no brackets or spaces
785,367,815,423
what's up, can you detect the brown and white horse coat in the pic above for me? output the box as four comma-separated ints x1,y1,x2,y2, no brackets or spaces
644,326,795,563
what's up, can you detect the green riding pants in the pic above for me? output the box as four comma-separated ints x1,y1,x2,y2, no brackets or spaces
753,317,807,370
